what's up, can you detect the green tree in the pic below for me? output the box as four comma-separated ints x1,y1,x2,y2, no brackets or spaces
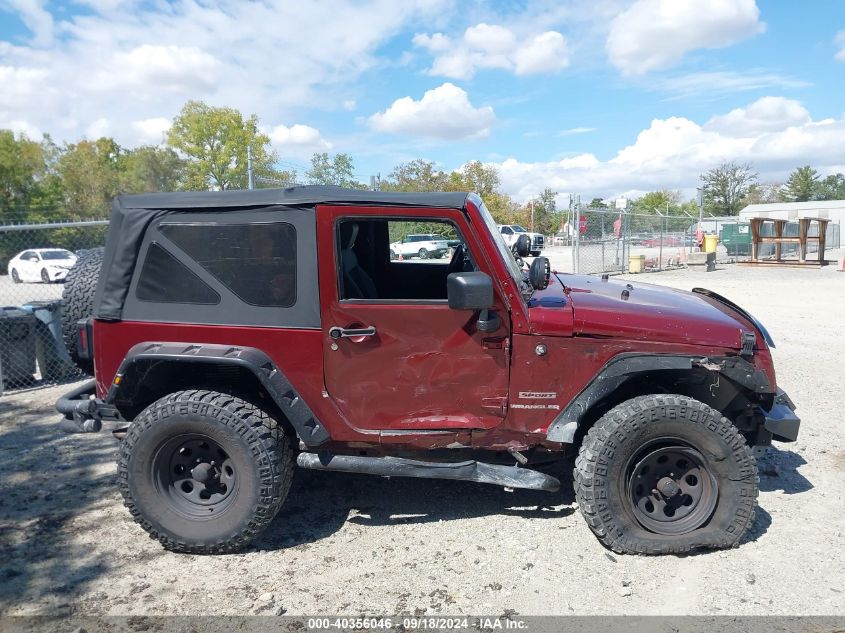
58,137,123,217
814,173,845,200
700,161,757,215
120,146,186,193
0,130,63,219
588,197,608,209
306,152,363,188
167,100,276,190
453,160,499,198
527,188,558,234
383,159,449,192
781,165,819,202
741,182,783,206
631,190,681,215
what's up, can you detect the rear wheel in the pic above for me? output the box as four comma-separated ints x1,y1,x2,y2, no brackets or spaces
117,390,294,554
418,248,429,259
574,394,758,555
390,249,398,261
11,269,20,284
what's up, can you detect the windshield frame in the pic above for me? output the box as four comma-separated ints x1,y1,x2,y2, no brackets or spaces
476,201,527,290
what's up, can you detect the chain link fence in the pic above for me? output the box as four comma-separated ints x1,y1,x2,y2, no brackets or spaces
561,209,841,274
0,219,108,396
566,208,698,274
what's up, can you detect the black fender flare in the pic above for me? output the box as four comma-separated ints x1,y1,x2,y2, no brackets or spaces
108,342,330,447
546,353,772,444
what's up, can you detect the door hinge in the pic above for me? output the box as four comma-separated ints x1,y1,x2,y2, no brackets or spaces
482,396,508,417
482,336,506,350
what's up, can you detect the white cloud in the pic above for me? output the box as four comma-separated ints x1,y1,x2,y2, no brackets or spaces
558,126,597,137
0,0,449,146
85,117,110,139
3,0,54,46
414,23,569,79
654,70,810,100
93,45,220,92
704,97,810,136
489,97,845,201
0,65,48,108
836,30,845,62
266,123,332,157
512,31,569,75
606,0,765,75
131,117,171,144
4,119,41,138
368,83,495,140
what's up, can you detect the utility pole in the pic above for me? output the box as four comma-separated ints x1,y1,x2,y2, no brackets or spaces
530,199,535,232
247,145,255,190
696,187,704,229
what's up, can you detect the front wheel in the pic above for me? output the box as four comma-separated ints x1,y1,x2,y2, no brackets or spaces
418,248,429,259
41,268,50,283
117,390,294,554
11,269,21,284
574,394,758,555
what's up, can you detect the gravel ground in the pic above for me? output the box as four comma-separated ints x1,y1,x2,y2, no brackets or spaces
1,254,843,617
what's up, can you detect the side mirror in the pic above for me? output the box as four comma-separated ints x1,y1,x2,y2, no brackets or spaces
447,272,493,310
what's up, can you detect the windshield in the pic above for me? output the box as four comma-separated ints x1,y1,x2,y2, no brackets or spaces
512,226,527,233
477,201,527,291
40,250,74,260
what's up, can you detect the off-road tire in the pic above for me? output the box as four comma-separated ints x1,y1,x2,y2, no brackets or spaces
61,247,103,375
117,390,294,554
574,394,758,555
11,268,20,283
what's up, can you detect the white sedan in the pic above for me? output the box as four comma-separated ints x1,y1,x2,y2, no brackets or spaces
7,248,78,283
389,234,449,260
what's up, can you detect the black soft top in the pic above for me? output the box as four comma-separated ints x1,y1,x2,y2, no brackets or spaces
113,185,470,209
94,185,470,320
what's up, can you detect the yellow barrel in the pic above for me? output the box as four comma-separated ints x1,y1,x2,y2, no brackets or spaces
704,234,718,253
628,254,645,273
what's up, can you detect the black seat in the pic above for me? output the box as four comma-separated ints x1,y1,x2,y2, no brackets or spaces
340,223,378,299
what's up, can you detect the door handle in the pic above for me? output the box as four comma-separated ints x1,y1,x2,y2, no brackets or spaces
329,326,377,340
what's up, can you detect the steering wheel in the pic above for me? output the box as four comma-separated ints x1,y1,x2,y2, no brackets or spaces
447,244,466,276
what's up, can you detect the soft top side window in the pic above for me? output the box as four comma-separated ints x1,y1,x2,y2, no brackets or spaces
160,222,297,307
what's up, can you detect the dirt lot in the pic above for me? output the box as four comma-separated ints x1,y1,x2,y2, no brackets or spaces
1,255,844,617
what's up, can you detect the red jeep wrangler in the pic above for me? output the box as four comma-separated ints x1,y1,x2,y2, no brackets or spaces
57,186,800,555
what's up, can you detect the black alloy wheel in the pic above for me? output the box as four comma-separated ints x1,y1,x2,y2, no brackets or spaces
626,442,718,535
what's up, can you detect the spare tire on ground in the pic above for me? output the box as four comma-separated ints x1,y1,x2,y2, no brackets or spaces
61,247,104,376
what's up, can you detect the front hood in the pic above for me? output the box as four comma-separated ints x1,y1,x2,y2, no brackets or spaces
549,274,756,349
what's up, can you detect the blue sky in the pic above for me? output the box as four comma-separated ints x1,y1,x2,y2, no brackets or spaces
1,0,843,200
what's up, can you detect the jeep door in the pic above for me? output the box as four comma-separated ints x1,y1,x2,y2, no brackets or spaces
318,206,511,434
